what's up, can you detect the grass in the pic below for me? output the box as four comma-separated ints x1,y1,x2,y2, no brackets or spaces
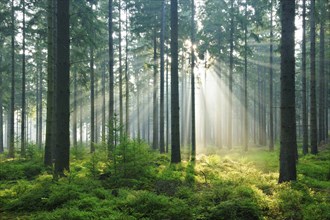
0,142,329,220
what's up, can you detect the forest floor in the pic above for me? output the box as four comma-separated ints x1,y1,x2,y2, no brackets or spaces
0,142,329,220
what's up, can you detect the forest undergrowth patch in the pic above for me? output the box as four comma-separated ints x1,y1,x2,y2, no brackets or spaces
0,144,329,220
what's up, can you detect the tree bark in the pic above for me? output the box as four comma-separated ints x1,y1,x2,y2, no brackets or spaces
38,59,43,149
170,0,181,163
153,31,159,150
102,61,106,142
21,0,26,157
125,8,129,136
54,0,70,175
166,36,170,153
310,0,318,154
191,0,196,160
45,0,55,166
73,68,77,149
279,0,297,183
8,0,15,158
244,1,248,151
118,0,123,135
228,0,234,149
318,1,325,144
108,0,115,159
0,54,3,153
160,0,166,153
90,47,95,153
269,0,274,151
302,0,308,154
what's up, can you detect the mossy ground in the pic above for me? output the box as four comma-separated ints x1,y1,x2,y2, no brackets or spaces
0,142,329,220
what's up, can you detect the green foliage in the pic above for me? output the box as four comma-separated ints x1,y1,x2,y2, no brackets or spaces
207,199,262,220
0,147,329,219
120,190,192,220
104,138,156,188
0,160,43,180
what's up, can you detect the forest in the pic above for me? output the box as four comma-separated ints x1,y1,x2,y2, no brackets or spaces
0,0,329,219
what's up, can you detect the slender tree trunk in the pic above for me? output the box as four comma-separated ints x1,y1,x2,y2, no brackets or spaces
108,0,115,159
90,47,95,153
301,0,308,154
228,0,234,149
45,0,55,166
153,31,159,150
204,59,207,148
269,0,274,151
310,0,318,154
38,61,43,149
160,0,166,153
137,74,140,139
8,0,15,158
80,96,83,147
0,55,3,153
148,91,150,144
21,0,26,157
36,74,39,145
118,0,123,134
171,0,181,163
51,0,57,163
54,0,70,175
244,1,248,151
73,68,77,149
254,81,257,144
125,9,129,136
258,65,262,145
318,2,325,144
35,52,42,148
102,61,106,142
95,70,98,144
279,0,297,183
191,0,196,160
166,38,170,153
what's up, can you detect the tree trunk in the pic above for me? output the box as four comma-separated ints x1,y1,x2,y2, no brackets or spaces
73,68,77,149
21,0,26,157
102,61,106,142
279,0,297,183
108,0,115,159
302,0,308,154
269,0,274,151
191,0,196,160
90,47,95,153
170,0,181,163
118,0,123,135
244,1,248,151
0,55,3,153
125,9,129,136
45,0,55,166
318,1,325,144
310,0,318,154
80,95,83,147
153,31,159,150
160,0,166,154
166,37,170,153
228,0,234,149
95,69,98,144
36,73,39,145
54,0,70,175
38,60,43,149
137,73,140,139
8,0,15,158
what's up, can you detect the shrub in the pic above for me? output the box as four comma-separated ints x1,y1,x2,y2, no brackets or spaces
0,160,43,180
120,190,192,219
4,183,50,211
207,199,262,220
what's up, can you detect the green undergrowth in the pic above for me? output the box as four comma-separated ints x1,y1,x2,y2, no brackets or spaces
0,142,329,220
